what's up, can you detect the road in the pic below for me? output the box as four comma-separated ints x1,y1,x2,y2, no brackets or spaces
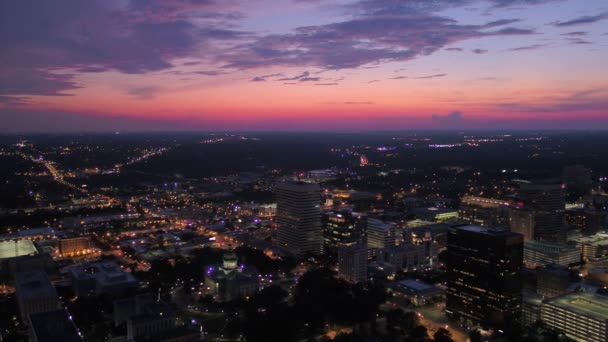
387,298,468,342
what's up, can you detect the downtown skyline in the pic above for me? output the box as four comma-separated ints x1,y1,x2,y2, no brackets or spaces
1,0,607,132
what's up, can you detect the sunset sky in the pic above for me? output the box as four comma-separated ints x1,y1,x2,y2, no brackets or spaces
1,0,607,131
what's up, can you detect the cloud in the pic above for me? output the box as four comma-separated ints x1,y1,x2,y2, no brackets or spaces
128,86,161,99
343,101,374,105
278,71,312,81
250,76,266,82
348,0,563,16
432,111,464,125
509,44,544,51
0,68,80,96
445,47,464,51
498,89,608,112
314,83,338,86
560,31,588,36
413,73,447,79
554,13,608,27
0,96,29,106
472,48,489,54
0,0,246,98
222,14,535,70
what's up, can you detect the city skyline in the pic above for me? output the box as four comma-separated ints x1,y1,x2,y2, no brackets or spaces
1,0,607,132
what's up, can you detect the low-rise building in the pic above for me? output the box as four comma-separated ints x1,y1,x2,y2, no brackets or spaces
69,261,137,297
523,240,580,267
541,292,608,342
389,279,444,306
204,251,259,301
15,270,59,321
28,309,82,342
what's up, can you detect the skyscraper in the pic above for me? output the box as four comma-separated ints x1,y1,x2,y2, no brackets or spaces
337,242,368,283
322,210,367,250
366,218,396,259
519,180,566,242
446,224,523,332
276,181,322,256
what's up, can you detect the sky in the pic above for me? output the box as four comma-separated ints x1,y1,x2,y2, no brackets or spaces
0,0,607,132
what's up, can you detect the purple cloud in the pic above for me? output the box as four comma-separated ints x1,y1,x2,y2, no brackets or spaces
554,13,608,27
472,49,489,54
509,44,544,51
0,0,245,99
128,86,161,100
222,14,534,70
432,111,464,125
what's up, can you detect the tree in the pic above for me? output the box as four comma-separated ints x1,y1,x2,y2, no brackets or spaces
468,329,482,342
433,328,454,342
409,325,431,342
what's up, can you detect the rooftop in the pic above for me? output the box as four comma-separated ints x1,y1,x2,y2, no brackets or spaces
29,309,82,342
449,224,513,236
15,270,57,299
545,292,608,321
393,279,443,295
0,227,55,241
0,240,38,260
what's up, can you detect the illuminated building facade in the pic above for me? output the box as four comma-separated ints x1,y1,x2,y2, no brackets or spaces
322,210,366,249
445,225,523,332
366,218,396,259
509,208,535,242
204,251,259,301
458,196,511,228
58,236,94,257
523,240,580,267
541,292,608,342
337,242,368,283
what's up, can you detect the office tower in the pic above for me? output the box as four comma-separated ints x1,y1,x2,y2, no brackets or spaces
541,292,608,342
322,210,367,249
565,208,606,236
509,207,535,241
402,230,438,272
366,218,396,258
562,165,592,197
276,181,322,256
337,242,368,283
458,196,511,228
536,264,574,299
15,270,59,322
519,180,567,242
446,224,523,332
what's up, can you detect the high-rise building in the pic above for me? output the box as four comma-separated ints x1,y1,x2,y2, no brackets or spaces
337,242,368,283
562,165,592,197
322,210,366,249
536,264,574,299
366,218,396,259
519,180,567,242
565,208,606,236
509,208,535,241
445,225,523,332
15,270,59,322
276,182,322,256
